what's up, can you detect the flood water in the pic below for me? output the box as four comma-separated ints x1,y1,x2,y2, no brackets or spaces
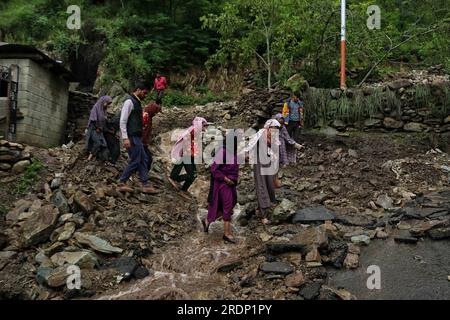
327,237,450,300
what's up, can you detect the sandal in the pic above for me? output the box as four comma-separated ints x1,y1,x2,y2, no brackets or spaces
201,219,210,233
223,235,236,244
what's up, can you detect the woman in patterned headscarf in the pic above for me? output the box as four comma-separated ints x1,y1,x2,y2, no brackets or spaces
274,113,304,166
85,96,112,161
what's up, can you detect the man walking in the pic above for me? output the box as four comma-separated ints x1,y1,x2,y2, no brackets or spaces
286,94,304,142
153,72,168,104
118,82,158,194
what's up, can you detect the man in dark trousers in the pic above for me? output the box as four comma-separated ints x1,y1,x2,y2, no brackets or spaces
286,94,304,143
118,81,158,194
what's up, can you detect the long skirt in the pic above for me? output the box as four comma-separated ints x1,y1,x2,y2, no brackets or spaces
253,162,276,216
85,124,107,157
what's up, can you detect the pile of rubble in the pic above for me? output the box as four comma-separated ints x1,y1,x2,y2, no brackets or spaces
0,140,32,175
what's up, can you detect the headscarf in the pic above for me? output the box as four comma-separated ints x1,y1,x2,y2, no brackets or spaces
171,117,208,159
88,96,112,129
274,113,284,120
244,119,280,153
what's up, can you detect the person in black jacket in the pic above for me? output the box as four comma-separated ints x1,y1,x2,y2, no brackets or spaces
118,82,158,194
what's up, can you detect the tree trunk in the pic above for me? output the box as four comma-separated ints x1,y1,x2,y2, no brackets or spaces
266,33,272,90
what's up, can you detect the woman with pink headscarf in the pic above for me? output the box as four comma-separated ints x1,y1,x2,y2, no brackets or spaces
168,117,209,193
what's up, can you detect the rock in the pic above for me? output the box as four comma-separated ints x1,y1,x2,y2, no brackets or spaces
50,251,98,269
110,256,139,279
46,266,71,288
36,267,53,286
330,186,341,194
410,221,446,237
292,227,328,250
50,178,62,190
59,213,74,223
292,206,336,223
404,122,426,132
299,282,322,300
383,117,404,129
394,236,419,244
0,163,12,170
269,199,296,224
376,230,389,239
347,243,360,255
397,221,412,230
54,222,76,242
332,119,346,130
306,262,323,268
217,259,243,273
74,232,123,254
266,243,306,255
0,251,17,270
6,199,33,222
21,205,60,247
12,160,31,173
351,235,370,246
259,233,272,242
285,272,305,288
364,118,381,127
74,191,95,214
320,127,338,137
376,194,393,210
134,266,151,279
428,227,450,240
388,80,412,90
51,190,70,214
320,286,356,300
330,89,341,99
327,241,348,268
305,247,321,263
260,262,294,275
348,149,358,158
344,253,359,269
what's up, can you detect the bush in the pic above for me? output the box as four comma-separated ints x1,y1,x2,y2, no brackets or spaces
16,159,44,195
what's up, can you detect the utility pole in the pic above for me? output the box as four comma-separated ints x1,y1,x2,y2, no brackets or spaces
340,0,346,90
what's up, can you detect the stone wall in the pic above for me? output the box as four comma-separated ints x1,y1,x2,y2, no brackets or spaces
0,98,7,137
305,78,450,134
0,58,69,147
0,139,31,174
66,90,98,142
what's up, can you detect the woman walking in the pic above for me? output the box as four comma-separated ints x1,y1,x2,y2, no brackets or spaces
203,134,239,243
245,119,281,225
86,96,112,161
274,113,304,166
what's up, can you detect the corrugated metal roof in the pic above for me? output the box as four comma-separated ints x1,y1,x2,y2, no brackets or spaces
0,43,75,81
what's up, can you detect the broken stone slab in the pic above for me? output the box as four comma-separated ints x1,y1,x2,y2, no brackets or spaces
74,191,95,215
409,220,447,237
260,262,294,275
285,271,305,288
6,199,33,223
394,236,419,244
305,247,321,263
292,227,328,250
50,251,99,269
428,227,450,240
51,190,70,215
51,222,76,242
216,259,243,273
74,232,123,254
292,206,336,224
299,282,322,300
403,207,447,219
21,205,60,247
376,194,393,210
46,265,71,288
265,243,306,255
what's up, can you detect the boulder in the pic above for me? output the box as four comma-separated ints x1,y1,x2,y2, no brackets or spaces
50,251,98,269
404,122,427,132
74,191,95,214
376,194,393,210
51,190,70,214
428,227,450,240
292,206,336,223
12,160,31,173
292,227,328,250
74,232,123,254
21,205,60,247
285,272,305,288
344,253,359,269
269,199,296,224
299,282,322,300
260,262,294,275
351,235,370,246
383,117,404,129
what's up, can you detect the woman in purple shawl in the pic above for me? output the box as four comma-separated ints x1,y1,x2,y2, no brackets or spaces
85,96,112,160
203,134,240,244
274,113,304,166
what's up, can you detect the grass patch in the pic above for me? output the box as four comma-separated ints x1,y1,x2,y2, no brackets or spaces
16,159,43,195
162,89,230,106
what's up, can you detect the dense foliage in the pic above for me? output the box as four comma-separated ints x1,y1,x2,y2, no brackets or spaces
0,0,449,91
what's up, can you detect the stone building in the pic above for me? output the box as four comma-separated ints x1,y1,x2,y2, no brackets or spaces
0,43,73,147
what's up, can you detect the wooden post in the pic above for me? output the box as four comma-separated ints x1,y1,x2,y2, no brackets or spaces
340,0,347,90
